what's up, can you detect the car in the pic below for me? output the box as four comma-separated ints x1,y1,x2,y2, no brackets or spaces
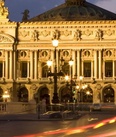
38,104,79,120
39,111,62,119
90,103,101,111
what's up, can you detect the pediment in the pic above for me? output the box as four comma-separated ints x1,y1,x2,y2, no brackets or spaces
0,33,14,43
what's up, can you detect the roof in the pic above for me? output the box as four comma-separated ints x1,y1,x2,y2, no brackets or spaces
28,0,116,22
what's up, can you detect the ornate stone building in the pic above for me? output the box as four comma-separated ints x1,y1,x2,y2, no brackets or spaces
0,0,116,107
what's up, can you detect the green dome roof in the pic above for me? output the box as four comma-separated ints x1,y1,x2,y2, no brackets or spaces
29,0,116,21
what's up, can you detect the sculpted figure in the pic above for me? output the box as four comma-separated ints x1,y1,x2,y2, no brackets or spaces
31,30,39,41
22,9,30,21
0,0,8,18
52,30,60,40
95,29,103,41
74,30,81,41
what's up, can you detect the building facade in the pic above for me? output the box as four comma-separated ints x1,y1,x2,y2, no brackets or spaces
0,0,116,107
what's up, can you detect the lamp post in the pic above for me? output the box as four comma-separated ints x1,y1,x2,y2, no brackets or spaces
47,39,64,104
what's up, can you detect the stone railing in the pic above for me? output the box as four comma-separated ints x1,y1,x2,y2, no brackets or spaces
0,102,36,114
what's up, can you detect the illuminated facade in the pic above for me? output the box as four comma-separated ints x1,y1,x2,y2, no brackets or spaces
0,0,116,106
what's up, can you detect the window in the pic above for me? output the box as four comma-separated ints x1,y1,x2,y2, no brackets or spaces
42,62,48,77
105,61,112,77
84,62,91,77
62,62,69,75
0,62,3,77
21,62,27,78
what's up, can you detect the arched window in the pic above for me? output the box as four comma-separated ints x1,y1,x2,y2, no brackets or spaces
103,87,114,103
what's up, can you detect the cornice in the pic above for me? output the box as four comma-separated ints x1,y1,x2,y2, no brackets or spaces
20,20,116,26
0,21,17,25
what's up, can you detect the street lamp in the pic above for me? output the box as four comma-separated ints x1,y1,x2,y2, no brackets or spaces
3,91,10,102
47,39,64,104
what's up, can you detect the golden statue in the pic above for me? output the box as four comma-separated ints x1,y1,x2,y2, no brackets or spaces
0,0,8,19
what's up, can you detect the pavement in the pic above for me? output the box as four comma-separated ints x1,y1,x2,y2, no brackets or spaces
1,108,116,121
0,111,89,121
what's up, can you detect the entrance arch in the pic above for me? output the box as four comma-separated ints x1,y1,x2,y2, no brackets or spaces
60,87,72,103
36,87,50,105
82,87,93,103
17,87,28,102
102,86,115,103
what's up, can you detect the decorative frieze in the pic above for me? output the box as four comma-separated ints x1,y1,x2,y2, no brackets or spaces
18,27,116,42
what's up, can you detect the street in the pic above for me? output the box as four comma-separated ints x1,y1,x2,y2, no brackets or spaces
0,110,116,137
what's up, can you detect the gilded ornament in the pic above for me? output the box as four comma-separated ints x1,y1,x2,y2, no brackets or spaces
52,30,60,40
63,30,71,36
106,29,114,36
84,29,92,36
42,30,49,37
0,0,8,19
95,29,103,41
0,35,11,42
20,30,29,37
31,30,39,41
73,29,81,41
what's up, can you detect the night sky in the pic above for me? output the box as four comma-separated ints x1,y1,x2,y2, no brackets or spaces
4,0,116,22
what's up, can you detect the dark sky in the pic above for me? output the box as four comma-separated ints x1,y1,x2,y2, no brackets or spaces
4,0,116,22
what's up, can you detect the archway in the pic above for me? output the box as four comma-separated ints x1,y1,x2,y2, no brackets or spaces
17,87,28,102
60,87,72,103
82,87,93,103
0,88,3,102
102,86,114,103
37,87,50,105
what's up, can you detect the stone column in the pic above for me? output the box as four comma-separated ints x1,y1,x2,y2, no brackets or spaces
3,61,5,78
113,60,115,79
13,50,16,80
103,60,105,79
5,50,8,79
72,50,76,78
77,50,80,79
9,51,13,79
30,51,34,79
34,51,38,79
82,60,84,76
98,50,102,79
94,50,97,79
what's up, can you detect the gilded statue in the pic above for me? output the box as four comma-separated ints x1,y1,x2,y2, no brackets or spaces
0,0,8,18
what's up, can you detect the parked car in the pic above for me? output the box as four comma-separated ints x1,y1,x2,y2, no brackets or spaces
90,103,101,111
38,104,79,120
